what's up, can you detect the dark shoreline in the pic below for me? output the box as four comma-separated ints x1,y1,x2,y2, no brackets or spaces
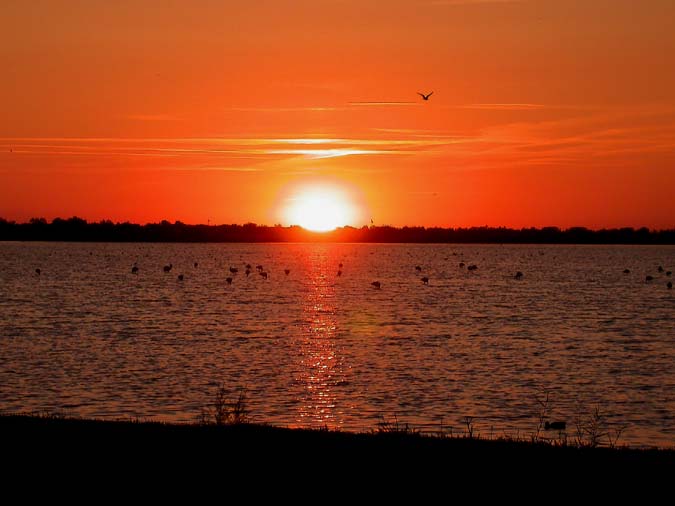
3,414,673,468
2,218,675,244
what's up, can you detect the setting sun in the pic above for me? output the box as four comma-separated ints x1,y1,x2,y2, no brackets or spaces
283,185,358,232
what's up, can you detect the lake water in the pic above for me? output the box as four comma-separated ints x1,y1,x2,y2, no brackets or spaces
0,242,673,447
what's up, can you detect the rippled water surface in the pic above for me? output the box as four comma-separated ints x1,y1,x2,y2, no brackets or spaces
1,242,673,447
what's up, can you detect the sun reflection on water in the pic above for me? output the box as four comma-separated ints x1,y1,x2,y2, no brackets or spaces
294,250,345,429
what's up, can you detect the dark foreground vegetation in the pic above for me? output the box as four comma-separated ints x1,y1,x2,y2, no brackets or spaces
2,413,672,475
1,217,675,243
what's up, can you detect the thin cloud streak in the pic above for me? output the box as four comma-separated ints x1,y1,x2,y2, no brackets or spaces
165,166,263,173
0,136,464,152
458,103,547,110
266,148,400,159
0,135,451,171
225,106,342,112
348,102,419,107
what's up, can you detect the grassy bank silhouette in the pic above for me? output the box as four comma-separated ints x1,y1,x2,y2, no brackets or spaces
2,412,672,471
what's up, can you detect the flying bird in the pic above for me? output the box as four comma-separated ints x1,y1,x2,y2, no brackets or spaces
418,92,434,101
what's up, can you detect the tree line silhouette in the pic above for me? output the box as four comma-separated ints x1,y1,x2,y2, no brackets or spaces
1,217,674,244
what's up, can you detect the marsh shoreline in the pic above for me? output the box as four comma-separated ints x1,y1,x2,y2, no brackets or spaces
2,414,672,471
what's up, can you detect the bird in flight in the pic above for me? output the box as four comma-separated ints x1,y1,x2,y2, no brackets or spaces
418,91,434,101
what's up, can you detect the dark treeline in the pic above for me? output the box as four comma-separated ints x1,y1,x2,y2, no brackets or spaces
1,217,674,244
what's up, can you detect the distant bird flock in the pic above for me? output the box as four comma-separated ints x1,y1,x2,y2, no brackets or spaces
32,255,673,292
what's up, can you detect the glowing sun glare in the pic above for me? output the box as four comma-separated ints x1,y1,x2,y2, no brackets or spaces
285,187,356,232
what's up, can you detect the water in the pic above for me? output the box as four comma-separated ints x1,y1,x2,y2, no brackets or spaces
0,242,673,447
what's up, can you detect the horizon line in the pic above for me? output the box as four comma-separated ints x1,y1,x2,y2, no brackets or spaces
1,217,673,233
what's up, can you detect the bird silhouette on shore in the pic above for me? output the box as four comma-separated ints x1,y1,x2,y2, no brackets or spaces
371,281,381,289
418,91,433,101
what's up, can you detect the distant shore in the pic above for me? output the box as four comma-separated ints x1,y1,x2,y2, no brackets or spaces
2,414,673,469
1,218,675,244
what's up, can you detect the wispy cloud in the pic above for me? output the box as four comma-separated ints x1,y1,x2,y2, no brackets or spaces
266,138,345,145
348,102,419,107
164,166,263,173
0,134,448,170
6,105,673,176
421,104,675,171
224,106,342,112
266,148,404,159
458,103,547,110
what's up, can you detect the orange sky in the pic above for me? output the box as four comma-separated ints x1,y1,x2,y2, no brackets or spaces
1,0,674,229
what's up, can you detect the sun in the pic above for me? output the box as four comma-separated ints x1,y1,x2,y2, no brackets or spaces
284,185,358,232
